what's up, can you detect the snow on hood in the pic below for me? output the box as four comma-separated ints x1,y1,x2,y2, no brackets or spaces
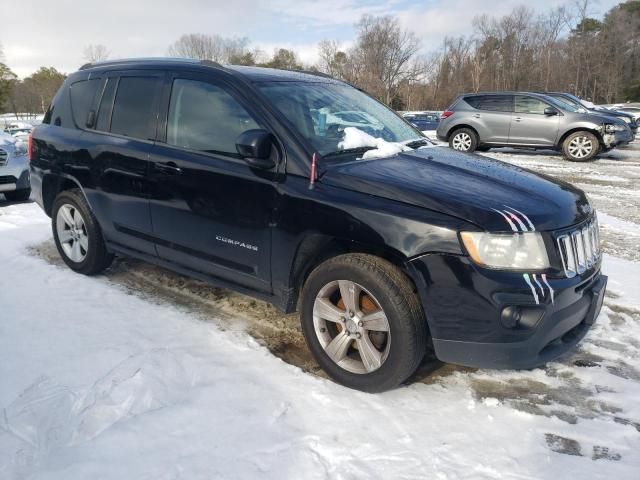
338,127,412,159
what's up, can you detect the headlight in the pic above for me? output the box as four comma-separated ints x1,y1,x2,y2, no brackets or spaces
460,232,550,270
605,123,626,133
13,140,27,156
620,116,631,124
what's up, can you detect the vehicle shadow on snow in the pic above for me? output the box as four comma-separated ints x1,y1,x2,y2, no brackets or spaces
0,195,33,207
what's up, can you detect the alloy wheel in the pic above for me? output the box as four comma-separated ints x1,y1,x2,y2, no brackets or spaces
452,132,472,151
568,135,593,159
56,204,89,263
313,280,391,374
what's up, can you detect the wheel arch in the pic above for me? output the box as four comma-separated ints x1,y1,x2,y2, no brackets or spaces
42,174,90,217
283,233,419,314
446,124,479,141
556,127,603,149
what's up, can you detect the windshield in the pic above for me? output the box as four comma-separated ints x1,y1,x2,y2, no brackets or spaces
547,95,582,113
258,81,423,157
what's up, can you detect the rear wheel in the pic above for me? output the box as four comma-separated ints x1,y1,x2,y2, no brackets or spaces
300,254,427,392
449,128,478,153
562,131,599,161
52,189,114,275
4,188,31,202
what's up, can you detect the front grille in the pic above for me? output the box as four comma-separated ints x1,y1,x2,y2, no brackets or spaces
0,148,7,166
0,175,17,185
557,218,601,278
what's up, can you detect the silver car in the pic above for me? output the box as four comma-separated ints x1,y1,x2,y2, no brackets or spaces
0,132,31,202
436,92,633,161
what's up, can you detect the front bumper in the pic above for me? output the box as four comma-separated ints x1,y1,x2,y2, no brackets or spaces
603,128,634,147
408,254,607,369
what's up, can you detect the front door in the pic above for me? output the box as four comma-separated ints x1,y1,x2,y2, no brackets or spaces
148,74,277,292
508,95,560,146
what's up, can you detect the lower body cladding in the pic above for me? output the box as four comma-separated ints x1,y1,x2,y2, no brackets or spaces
408,253,607,369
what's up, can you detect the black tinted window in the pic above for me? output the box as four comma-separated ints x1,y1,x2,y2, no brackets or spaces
465,95,513,112
167,79,260,155
515,96,549,114
110,77,161,140
96,78,117,131
69,79,101,128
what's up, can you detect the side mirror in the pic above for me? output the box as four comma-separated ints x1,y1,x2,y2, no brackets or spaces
236,129,276,169
544,107,559,116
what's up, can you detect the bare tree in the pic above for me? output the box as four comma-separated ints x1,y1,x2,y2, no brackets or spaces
167,34,250,63
83,44,110,63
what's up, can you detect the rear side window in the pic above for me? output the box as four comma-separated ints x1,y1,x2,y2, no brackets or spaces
166,79,261,155
110,77,162,140
95,78,117,132
69,79,101,128
515,96,549,115
465,95,513,112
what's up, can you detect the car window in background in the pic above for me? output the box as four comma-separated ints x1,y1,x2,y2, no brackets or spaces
95,78,117,132
110,77,162,140
514,96,550,115
259,81,419,156
167,79,261,155
465,95,513,112
69,79,101,128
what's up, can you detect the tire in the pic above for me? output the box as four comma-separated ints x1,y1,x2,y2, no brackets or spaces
300,253,427,392
3,188,31,202
52,189,114,275
449,128,478,153
562,131,599,161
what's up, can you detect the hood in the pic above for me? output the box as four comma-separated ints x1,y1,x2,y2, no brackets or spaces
578,109,630,126
321,147,592,232
0,132,17,147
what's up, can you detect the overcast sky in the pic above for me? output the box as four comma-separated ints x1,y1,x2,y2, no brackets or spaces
2,0,621,78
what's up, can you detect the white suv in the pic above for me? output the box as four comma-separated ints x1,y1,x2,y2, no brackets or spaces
0,132,31,202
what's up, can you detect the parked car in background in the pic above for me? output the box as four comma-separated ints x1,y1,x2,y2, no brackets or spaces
544,92,638,137
613,106,640,121
30,59,607,392
437,92,632,161
402,112,440,132
4,122,34,142
0,131,31,202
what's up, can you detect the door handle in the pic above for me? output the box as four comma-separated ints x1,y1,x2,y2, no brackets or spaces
514,117,522,122
472,113,481,118
154,161,182,174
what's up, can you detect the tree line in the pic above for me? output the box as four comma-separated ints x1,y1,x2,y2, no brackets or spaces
1,0,638,116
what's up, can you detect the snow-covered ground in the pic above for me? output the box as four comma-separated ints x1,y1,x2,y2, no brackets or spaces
1,141,640,479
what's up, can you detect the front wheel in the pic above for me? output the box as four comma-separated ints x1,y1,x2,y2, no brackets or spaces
562,131,599,161
449,128,478,153
300,254,427,392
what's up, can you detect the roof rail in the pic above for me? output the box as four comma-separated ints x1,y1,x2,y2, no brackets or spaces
78,57,214,71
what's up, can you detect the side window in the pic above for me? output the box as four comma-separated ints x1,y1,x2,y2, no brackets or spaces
95,78,117,132
482,95,513,112
465,95,513,112
69,79,101,128
166,79,261,155
110,76,162,140
515,96,549,115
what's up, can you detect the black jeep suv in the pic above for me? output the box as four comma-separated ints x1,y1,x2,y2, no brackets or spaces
29,58,607,392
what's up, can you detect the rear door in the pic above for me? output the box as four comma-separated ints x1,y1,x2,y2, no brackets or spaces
464,95,513,143
509,95,560,146
147,72,277,292
82,71,164,255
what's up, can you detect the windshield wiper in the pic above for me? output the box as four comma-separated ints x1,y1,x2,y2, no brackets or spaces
322,146,377,158
403,138,431,149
